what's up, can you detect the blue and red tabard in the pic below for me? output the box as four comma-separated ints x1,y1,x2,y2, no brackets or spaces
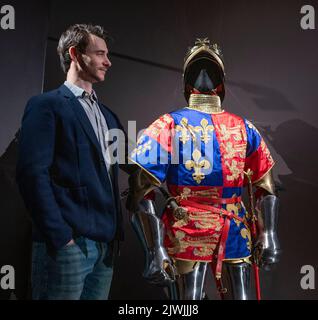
130,106,274,265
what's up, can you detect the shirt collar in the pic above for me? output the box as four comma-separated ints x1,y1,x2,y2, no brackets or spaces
64,81,98,102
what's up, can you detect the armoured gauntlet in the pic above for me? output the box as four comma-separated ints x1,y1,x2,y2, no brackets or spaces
126,169,177,285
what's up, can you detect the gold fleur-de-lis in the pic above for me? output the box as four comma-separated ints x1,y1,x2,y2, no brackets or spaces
194,118,214,144
185,149,211,184
226,194,241,227
131,140,152,157
175,118,191,144
241,228,252,251
195,38,210,45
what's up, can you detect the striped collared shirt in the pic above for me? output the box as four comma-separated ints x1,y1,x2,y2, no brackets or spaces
64,81,112,174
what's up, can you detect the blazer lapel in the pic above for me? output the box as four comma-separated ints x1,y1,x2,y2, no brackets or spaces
99,104,116,130
58,85,103,155
99,104,121,213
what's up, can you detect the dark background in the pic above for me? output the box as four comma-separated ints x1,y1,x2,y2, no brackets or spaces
0,0,317,299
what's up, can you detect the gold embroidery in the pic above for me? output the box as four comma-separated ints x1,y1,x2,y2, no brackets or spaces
246,120,274,164
223,141,246,159
149,127,160,138
260,140,274,164
175,230,186,240
188,94,223,114
175,117,215,145
175,118,191,144
180,236,218,246
145,114,173,139
240,228,252,251
185,210,223,231
167,230,220,256
173,219,188,228
193,246,216,257
226,194,241,227
162,114,173,124
185,149,211,184
217,124,243,141
215,121,247,182
194,221,215,229
183,235,215,243
225,160,244,181
194,118,214,144
173,210,190,228
131,140,152,157
180,187,220,199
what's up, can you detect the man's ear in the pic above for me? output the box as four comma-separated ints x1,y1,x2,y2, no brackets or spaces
68,46,78,62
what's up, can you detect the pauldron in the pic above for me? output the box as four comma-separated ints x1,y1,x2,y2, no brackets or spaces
254,170,276,196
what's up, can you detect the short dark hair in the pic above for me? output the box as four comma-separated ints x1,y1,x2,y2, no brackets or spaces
57,24,109,73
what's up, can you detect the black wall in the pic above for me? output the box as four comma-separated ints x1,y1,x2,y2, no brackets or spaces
0,0,49,299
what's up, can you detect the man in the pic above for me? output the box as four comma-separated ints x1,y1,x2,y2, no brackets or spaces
16,24,125,300
126,38,281,300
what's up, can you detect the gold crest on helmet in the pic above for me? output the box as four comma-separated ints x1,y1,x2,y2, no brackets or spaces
183,38,225,74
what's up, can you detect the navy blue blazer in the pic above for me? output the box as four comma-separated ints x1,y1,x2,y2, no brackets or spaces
16,84,124,250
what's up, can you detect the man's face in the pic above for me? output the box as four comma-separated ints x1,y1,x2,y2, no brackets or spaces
77,34,111,83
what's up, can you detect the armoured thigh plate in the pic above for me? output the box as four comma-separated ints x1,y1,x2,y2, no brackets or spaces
172,261,208,300
221,262,252,300
170,260,252,300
